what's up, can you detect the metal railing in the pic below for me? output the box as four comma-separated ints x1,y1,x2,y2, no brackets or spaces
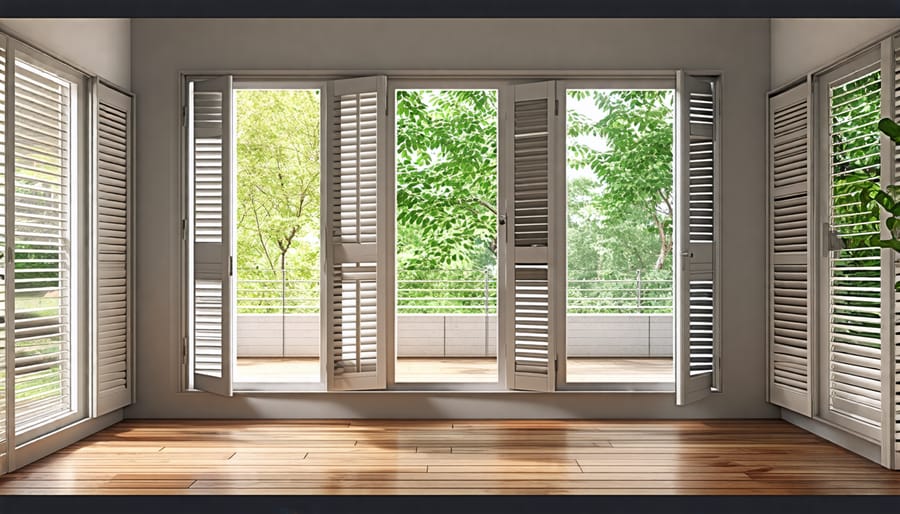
236,268,673,315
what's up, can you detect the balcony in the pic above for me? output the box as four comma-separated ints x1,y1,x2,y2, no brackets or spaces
235,269,673,383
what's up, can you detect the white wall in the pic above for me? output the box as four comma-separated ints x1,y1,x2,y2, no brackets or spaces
130,18,774,419
770,18,900,89
0,18,131,89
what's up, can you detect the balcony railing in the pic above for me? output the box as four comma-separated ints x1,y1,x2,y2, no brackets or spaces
236,268,673,314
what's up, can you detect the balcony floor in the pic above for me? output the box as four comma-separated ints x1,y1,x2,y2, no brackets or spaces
235,357,673,383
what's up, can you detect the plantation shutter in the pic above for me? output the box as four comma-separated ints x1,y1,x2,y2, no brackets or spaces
0,37,7,468
823,59,883,430
892,35,900,470
11,54,77,431
324,76,387,391
767,81,813,416
675,72,720,405
503,81,560,392
189,76,233,396
92,81,133,415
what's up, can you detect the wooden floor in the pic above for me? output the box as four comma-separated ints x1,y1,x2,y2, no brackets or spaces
235,357,673,383
1,419,899,494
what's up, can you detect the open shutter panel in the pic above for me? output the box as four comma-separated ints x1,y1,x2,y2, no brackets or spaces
324,76,387,391
93,81,133,415
890,36,900,468
190,76,233,397
676,72,720,405
767,81,813,416
505,81,559,392
0,38,7,469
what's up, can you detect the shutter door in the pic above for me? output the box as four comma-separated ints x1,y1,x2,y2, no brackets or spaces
503,81,560,392
825,62,883,430
768,81,813,416
93,81,133,415
675,72,720,405
324,76,387,391
890,36,900,468
189,76,233,396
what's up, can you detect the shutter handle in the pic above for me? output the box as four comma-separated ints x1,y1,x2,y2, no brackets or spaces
498,214,507,226
824,223,845,254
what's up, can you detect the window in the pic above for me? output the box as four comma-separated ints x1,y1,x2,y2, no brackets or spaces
0,31,134,477
183,72,721,398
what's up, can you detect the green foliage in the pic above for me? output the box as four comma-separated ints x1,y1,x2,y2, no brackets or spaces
395,89,498,270
566,90,675,272
234,89,321,312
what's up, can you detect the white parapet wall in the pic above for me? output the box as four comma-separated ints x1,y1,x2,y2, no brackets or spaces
236,313,673,358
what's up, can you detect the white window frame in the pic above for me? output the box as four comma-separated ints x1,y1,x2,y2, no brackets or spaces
179,69,722,396
3,38,90,448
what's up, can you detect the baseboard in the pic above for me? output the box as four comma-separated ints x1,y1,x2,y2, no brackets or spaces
781,408,883,467
10,409,124,471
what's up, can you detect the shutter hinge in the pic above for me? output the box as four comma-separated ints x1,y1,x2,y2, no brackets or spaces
181,218,186,241
182,105,187,127
229,256,234,276
554,99,559,116
554,358,559,372
182,337,187,364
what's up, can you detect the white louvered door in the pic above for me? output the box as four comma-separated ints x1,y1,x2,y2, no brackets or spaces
768,81,814,416
324,76,387,391
0,37,7,471
92,81,132,415
502,81,561,392
892,34,900,470
819,49,883,438
675,72,720,405
189,76,234,396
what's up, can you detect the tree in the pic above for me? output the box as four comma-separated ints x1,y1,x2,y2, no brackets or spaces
235,89,321,312
395,89,498,270
567,90,675,271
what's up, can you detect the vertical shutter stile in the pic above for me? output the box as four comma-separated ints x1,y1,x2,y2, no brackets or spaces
504,81,559,392
768,81,813,416
325,76,387,391
676,72,720,405
93,81,133,415
190,76,233,397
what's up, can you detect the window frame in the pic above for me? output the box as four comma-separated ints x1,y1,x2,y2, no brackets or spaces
4,38,90,446
179,69,722,395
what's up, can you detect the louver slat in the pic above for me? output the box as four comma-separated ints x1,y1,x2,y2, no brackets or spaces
190,76,233,397
11,56,74,433
768,82,812,416
507,82,557,392
326,76,386,391
827,65,882,429
676,73,719,405
93,82,132,416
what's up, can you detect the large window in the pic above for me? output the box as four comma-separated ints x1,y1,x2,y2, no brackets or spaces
183,73,720,398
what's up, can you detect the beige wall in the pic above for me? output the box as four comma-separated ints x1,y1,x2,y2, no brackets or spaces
770,18,900,88
130,18,774,418
0,18,131,89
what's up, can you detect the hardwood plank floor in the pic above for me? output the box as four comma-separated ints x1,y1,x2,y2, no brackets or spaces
235,357,673,383
0,419,896,494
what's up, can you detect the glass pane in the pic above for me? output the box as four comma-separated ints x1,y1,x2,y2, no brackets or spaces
565,89,675,383
233,89,322,384
394,89,499,383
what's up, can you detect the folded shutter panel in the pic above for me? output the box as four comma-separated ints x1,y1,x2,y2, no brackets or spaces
675,72,720,405
886,36,900,469
504,81,559,392
93,80,133,415
324,76,387,391
189,76,233,397
768,81,813,416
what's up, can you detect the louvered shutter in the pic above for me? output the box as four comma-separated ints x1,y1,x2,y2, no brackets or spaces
503,81,560,392
189,76,234,396
892,35,900,470
767,81,813,416
324,76,387,391
675,72,720,405
0,38,7,467
92,81,133,415
824,61,883,428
